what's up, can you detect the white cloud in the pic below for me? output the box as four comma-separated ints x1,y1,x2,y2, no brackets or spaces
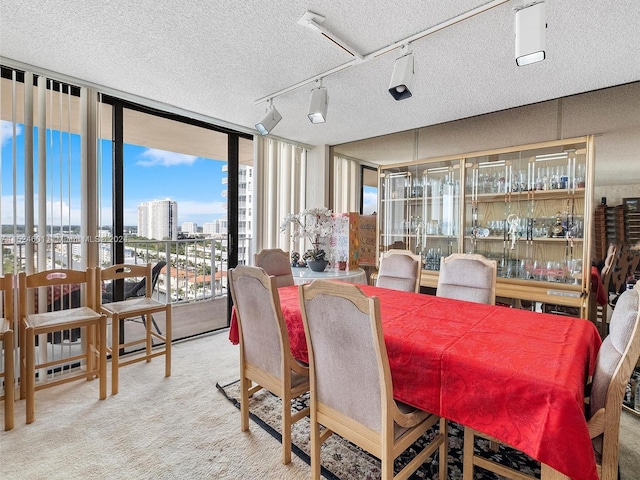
1,121,23,146
136,148,198,167
362,190,378,215
1,194,81,225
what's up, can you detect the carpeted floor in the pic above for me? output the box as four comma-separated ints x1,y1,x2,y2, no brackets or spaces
1,330,639,479
216,380,540,480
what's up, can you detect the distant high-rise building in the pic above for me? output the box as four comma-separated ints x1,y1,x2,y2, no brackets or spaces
138,198,178,240
181,221,197,234
203,219,227,235
222,164,253,262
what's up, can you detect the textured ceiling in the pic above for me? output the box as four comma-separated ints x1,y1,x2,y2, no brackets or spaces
1,0,640,164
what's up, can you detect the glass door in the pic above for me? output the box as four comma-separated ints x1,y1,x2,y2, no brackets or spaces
99,95,252,341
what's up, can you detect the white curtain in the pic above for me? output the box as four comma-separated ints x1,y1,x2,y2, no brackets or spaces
253,137,307,256
332,155,360,214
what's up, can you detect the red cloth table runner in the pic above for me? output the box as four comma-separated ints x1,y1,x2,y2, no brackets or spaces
229,283,601,480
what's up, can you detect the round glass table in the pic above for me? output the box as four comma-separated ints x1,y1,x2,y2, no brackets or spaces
291,267,367,285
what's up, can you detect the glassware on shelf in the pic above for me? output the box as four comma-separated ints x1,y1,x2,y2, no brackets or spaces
546,261,564,282
568,259,583,284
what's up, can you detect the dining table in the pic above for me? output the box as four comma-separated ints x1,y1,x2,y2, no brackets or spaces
290,266,367,285
228,282,602,480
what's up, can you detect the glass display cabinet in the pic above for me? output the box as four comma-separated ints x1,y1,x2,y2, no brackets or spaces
377,136,595,317
379,157,462,269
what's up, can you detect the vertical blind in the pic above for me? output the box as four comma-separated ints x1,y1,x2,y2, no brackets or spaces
254,136,307,254
0,66,91,276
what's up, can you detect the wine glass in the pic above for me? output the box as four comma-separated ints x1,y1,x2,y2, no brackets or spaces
569,259,583,284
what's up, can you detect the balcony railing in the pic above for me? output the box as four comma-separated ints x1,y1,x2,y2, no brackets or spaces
2,234,254,304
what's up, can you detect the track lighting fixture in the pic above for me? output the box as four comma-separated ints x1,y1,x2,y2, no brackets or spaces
255,99,282,135
308,80,328,124
388,46,414,101
515,2,547,66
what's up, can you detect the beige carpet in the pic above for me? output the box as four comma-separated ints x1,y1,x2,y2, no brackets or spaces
1,331,311,479
2,330,639,479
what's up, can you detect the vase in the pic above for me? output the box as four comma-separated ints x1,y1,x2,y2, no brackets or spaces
307,259,328,272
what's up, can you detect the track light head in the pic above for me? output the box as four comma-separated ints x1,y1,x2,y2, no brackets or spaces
388,52,414,101
515,2,547,66
255,103,282,135
308,86,328,124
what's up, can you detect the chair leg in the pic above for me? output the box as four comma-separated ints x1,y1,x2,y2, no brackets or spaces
439,417,448,480
140,314,162,336
98,316,107,400
145,314,152,361
240,375,250,432
111,313,120,396
310,410,322,480
19,321,26,400
4,331,14,431
85,323,95,378
25,327,36,424
281,393,292,464
463,426,475,480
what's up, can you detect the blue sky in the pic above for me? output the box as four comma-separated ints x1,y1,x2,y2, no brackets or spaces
3,120,377,227
362,186,377,215
1,121,228,227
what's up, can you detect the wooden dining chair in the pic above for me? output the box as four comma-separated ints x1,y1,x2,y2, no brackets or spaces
18,268,107,424
96,263,172,395
1,273,15,431
463,282,640,480
299,280,447,480
373,249,422,292
228,265,309,465
254,248,295,287
593,244,620,337
437,253,497,305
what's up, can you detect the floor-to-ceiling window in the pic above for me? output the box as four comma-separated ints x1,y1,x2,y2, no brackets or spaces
1,64,253,343
98,95,253,340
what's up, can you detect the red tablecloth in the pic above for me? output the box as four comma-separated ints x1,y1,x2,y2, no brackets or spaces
229,284,601,480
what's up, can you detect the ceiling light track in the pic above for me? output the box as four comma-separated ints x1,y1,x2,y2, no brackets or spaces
297,11,364,60
255,0,509,107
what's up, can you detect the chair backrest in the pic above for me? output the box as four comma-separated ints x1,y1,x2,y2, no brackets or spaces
228,265,290,381
601,244,619,280
609,246,640,300
97,263,154,305
126,261,166,298
254,249,294,288
588,284,640,472
436,253,497,305
19,268,94,314
300,280,389,434
376,249,421,293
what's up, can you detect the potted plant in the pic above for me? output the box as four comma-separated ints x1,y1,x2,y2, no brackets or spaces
280,207,333,272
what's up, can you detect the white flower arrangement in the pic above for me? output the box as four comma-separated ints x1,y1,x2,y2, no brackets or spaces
280,207,333,261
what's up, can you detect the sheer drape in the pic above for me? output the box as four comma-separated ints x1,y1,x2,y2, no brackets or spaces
332,155,360,214
254,137,307,255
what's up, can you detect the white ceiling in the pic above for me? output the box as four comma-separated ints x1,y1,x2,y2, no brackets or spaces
1,0,640,165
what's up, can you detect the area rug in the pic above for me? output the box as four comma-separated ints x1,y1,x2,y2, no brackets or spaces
216,380,541,480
